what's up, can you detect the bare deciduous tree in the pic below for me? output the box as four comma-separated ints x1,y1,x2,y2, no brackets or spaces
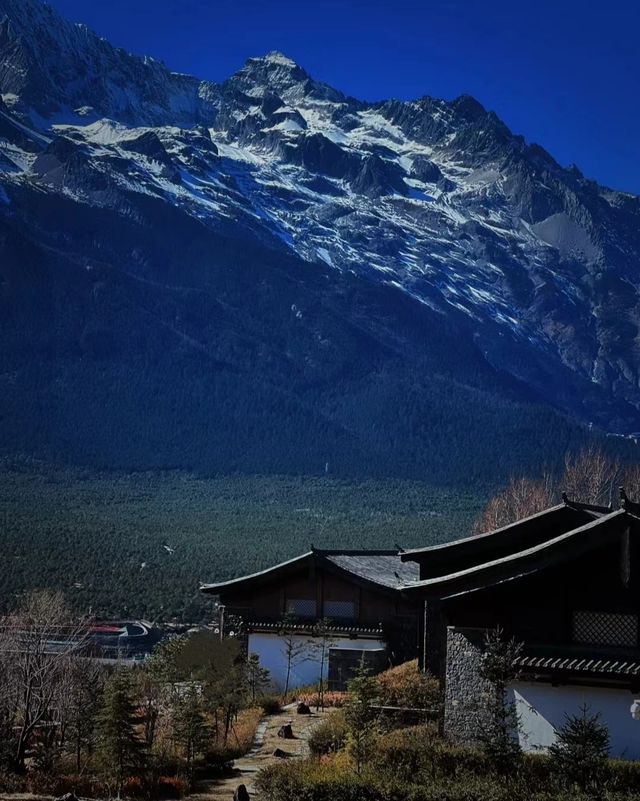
621,463,640,503
474,474,555,534
278,612,307,698
475,447,628,533
0,590,89,771
562,446,620,507
307,618,335,711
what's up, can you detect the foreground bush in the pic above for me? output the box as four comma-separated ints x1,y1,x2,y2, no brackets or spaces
9,772,191,799
258,722,640,801
257,758,640,801
374,725,489,781
308,711,348,756
257,760,374,801
257,760,512,801
260,695,283,715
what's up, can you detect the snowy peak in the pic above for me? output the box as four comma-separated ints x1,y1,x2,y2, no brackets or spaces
0,0,215,125
1,0,640,438
227,50,346,104
261,51,301,68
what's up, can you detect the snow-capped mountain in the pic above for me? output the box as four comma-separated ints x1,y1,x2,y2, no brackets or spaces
1,0,639,480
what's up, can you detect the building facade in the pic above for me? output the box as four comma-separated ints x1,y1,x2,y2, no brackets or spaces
201,548,420,690
400,495,640,758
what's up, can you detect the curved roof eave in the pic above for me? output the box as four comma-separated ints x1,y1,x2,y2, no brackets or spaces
399,509,628,599
400,503,576,561
200,551,314,594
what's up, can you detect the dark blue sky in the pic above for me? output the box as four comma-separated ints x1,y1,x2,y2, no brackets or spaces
50,0,639,194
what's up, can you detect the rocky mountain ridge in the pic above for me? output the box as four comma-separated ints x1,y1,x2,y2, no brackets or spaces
1,0,639,480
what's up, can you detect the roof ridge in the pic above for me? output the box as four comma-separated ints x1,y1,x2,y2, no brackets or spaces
561,493,613,514
401,503,568,558
316,548,401,556
200,550,313,593
400,508,627,595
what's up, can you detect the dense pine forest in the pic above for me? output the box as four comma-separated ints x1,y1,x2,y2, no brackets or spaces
0,459,483,620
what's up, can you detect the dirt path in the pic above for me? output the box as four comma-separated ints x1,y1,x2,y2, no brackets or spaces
190,704,331,801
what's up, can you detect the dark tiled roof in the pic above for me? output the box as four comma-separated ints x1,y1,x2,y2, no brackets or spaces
201,549,417,595
401,502,608,564
400,509,629,598
200,552,313,593
516,653,640,677
324,552,419,589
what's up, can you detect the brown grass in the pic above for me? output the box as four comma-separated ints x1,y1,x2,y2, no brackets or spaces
211,706,263,758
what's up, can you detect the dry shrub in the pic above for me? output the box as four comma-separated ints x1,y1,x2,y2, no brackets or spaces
563,446,620,507
260,694,283,714
120,776,189,799
122,775,146,798
297,690,347,708
212,706,262,758
155,776,189,798
308,710,348,756
376,660,440,710
25,773,106,798
623,464,640,502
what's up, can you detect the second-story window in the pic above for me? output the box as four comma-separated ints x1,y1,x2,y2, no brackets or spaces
572,611,638,648
324,600,356,619
286,598,317,618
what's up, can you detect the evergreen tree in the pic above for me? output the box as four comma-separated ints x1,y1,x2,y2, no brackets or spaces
477,628,523,775
139,637,183,751
344,658,379,775
549,705,610,790
173,684,208,778
96,671,145,798
63,659,105,774
246,653,270,701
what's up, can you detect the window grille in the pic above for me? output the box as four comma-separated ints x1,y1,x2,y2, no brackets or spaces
324,600,356,619
286,598,317,618
573,611,638,648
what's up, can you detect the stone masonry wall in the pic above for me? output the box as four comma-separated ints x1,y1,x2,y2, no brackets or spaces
443,627,493,744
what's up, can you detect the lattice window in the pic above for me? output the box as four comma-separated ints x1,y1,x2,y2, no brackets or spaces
286,598,317,618
573,611,638,648
324,600,356,620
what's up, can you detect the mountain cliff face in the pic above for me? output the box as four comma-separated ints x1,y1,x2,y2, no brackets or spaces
1,0,639,481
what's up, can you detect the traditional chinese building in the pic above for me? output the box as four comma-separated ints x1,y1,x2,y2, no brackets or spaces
201,547,420,690
400,492,640,758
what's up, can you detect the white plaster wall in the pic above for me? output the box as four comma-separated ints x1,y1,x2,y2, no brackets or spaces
511,681,640,760
247,633,385,690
